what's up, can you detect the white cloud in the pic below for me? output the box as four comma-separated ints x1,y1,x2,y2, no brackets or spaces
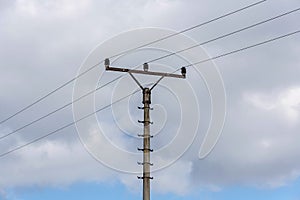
0,140,114,188
152,160,193,195
188,85,300,189
119,160,193,195
245,87,300,123
15,0,92,18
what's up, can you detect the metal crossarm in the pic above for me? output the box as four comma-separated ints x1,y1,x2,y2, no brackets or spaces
104,58,186,79
106,66,185,79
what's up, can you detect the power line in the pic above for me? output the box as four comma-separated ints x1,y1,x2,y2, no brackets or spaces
109,0,267,59
182,30,300,68
0,90,139,158
147,7,300,63
2,4,292,140
0,76,122,140
0,29,298,158
0,0,266,125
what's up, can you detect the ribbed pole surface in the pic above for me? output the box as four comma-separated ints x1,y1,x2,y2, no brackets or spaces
142,88,151,200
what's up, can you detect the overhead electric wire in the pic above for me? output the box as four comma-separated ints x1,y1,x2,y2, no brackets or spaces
0,6,298,141
147,7,300,63
0,0,266,125
0,29,299,158
0,76,123,140
108,0,267,59
182,30,300,68
0,89,140,158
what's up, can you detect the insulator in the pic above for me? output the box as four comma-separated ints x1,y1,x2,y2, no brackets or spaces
143,63,149,71
181,67,186,76
104,58,110,67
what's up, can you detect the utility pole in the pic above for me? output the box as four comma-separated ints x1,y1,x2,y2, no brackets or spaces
104,59,186,200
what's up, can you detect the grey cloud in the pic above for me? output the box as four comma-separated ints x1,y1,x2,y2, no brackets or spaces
0,0,300,195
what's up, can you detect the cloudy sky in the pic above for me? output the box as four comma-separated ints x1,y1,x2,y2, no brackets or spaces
0,0,300,199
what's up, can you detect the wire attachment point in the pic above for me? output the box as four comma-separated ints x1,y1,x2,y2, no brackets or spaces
137,176,153,180
137,161,153,166
138,134,153,138
138,106,153,110
137,148,153,152
138,120,153,124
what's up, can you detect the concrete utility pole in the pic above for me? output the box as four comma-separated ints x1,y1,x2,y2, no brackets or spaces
104,59,186,200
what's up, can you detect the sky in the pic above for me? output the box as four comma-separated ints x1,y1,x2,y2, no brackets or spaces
0,0,300,199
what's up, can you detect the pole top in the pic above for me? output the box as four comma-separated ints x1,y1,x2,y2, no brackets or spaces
104,58,185,79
